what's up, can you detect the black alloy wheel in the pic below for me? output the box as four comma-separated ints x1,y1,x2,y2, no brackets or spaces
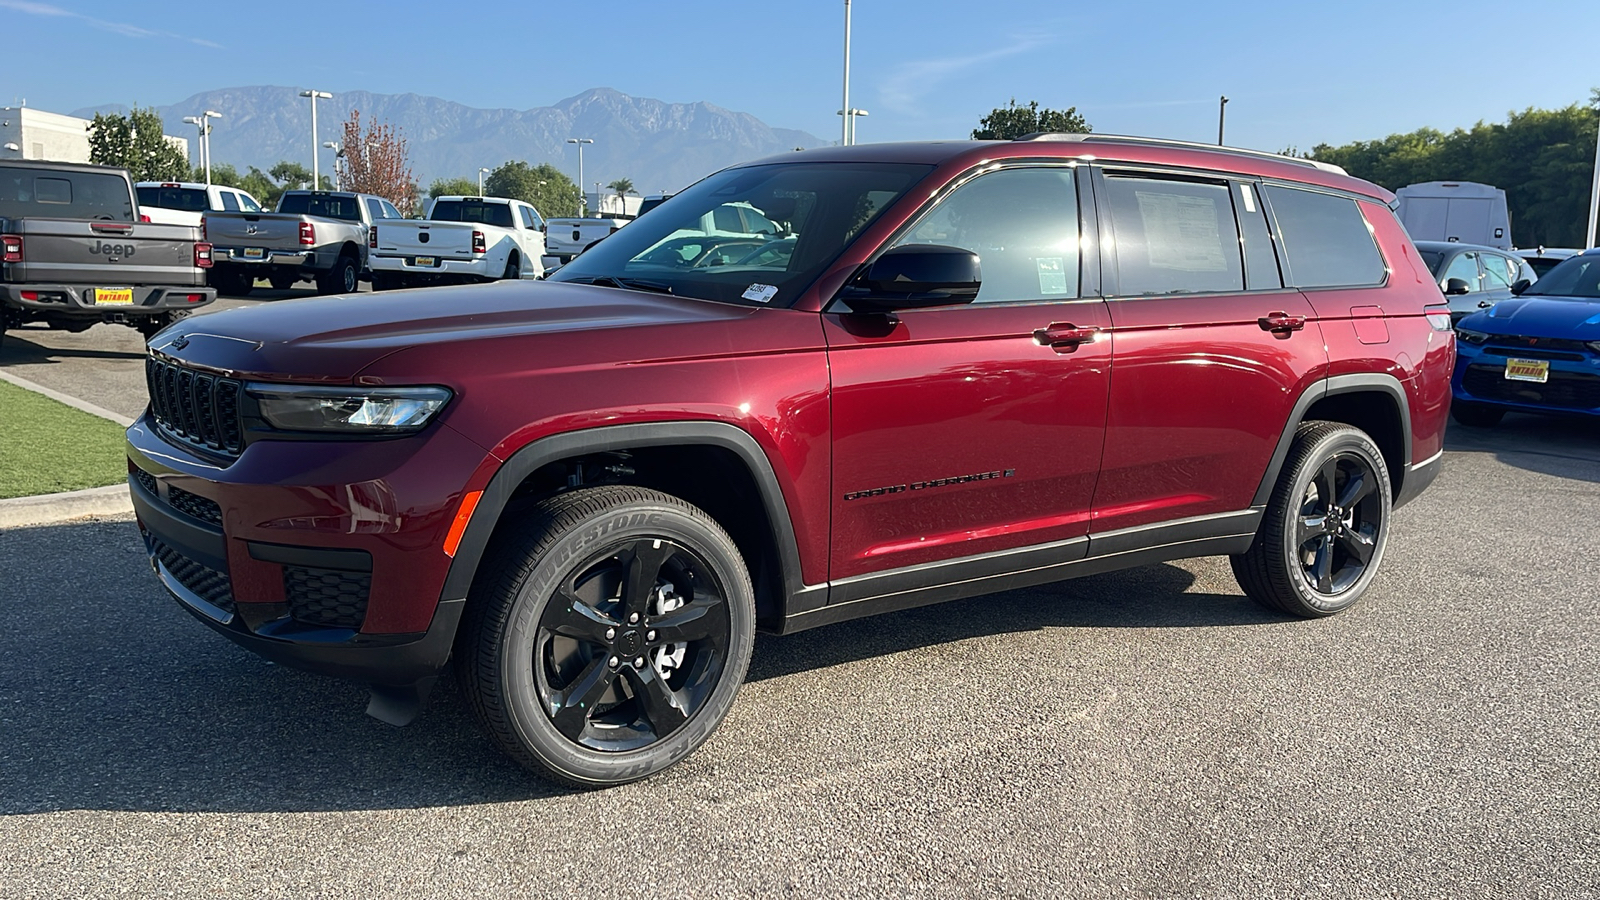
1292,452,1384,595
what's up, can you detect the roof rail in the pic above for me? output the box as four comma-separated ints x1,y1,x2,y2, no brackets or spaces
1013,132,1348,176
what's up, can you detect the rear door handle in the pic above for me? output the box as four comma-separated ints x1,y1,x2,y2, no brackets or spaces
1258,311,1307,333
1034,323,1102,353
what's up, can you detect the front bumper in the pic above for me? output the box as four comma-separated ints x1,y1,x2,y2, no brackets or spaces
0,283,214,316
1452,343,1600,417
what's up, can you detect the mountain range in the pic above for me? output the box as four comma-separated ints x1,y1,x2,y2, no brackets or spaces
73,86,827,193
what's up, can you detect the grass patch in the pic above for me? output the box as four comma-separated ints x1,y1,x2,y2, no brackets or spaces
0,380,127,499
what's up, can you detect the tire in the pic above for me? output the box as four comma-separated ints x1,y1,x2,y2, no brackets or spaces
210,268,252,296
268,273,296,291
316,255,359,295
502,253,521,281
370,272,397,292
1231,421,1393,618
456,485,755,788
1451,401,1504,428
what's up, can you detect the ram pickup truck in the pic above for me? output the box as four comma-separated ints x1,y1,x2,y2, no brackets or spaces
542,214,629,266
136,181,266,227
369,196,546,289
130,135,1453,788
204,190,402,295
1,160,214,350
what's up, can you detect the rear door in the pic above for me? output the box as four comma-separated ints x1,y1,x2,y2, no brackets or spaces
1088,167,1328,534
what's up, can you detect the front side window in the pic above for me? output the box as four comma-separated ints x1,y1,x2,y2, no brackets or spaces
1262,185,1386,288
1443,252,1481,291
1480,253,1514,290
548,162,931,306
380,199,402,220
892,166,1080,303
238,192,263,212
1105,175,1242,296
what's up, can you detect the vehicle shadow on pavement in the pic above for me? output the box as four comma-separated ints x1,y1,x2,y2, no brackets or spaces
1,330,147,363
1444,415,1600,484
748,562,1282,684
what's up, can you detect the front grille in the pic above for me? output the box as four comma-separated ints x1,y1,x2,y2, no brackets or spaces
1463,366,1600,410
149,534,236,613
1482,335,1592,354
168,485,224,528
146,355,245,457
284,566,371,628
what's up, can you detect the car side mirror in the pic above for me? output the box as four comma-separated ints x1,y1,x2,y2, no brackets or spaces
1510,278,1531,295
840,244,982,314
1443,277,1472,296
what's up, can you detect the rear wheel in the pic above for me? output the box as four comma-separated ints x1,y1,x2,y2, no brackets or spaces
316,254,359,295
268,272,297,291
1231,421,1392,618
1451,401,1504,428
210,268,252,296
456,485,755,787
502,253,521,281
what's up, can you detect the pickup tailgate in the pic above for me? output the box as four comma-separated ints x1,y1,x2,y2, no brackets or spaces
4,218,204,287
372,220,476,259
204,212,307,250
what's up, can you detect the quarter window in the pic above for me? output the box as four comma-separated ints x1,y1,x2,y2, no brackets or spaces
1261,185,1386,288
893,167,1080,303
1104,175,1242,296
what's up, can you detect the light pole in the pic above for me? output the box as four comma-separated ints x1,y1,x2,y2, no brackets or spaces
323,141,343,190
299,89,332,188
201,110,221,184
478,167,490,198
837,108,869,145
1218,96,1229,146
567,138,593,213
841,0,852,146
595,181,603,216
1587,109,1600,249
182,115,204,177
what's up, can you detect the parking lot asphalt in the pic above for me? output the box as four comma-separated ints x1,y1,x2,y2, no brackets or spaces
1,297,1598,897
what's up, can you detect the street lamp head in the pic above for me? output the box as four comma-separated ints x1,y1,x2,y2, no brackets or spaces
203,110,223,119
2,143,19,152
299,90,333,99
566,138,593,145
479,167,490,174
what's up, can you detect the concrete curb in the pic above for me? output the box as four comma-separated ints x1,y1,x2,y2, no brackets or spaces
0,484,132,528
0,368,135,528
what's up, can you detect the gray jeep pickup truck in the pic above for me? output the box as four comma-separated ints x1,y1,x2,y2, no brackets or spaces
204,190,402,295
1,160,216,351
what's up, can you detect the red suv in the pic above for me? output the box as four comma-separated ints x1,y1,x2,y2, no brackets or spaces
127,135,1454,786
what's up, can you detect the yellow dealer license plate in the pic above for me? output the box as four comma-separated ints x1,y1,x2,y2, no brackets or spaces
94,288,134,305
413,256,436,267
1504,358,1549,383
243,247,265,259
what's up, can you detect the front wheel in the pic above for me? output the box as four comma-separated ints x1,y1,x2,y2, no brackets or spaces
456,486,755,787
1231,421,1392,618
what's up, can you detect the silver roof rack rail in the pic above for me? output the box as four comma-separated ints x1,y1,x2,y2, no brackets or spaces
1013,132,1349,176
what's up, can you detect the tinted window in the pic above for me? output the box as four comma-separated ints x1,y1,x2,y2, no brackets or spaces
219,191,240,211
1522,256,1600,298
429,200,514,228
364,198,384,221
1233,182,1282,290
1443,252,1480,290
711,205,744,232
277,193,363,221
1105,175,1241,295
894,166,1079,303
1526,257,1565,277
136,186,208,212
1480,253,1514,289
1262,186,1385,288
518,206,536,229
0,167,134,221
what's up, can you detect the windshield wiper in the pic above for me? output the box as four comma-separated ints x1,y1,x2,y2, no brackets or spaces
573,275,675,295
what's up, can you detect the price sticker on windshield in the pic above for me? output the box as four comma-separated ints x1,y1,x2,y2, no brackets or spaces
741,283,779,304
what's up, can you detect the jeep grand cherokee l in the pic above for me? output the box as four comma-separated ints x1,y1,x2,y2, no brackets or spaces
128,134,1454,787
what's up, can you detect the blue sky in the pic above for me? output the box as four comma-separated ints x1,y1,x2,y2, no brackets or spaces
3,0,1597,152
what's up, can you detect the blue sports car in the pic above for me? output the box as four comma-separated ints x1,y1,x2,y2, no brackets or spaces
1451,248,1600,427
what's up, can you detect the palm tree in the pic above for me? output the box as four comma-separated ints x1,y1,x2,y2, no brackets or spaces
607,178,636,216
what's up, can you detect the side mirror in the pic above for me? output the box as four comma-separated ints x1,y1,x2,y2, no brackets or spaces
1510,278,1531,295
1443,277,1472,296
841,244,982,314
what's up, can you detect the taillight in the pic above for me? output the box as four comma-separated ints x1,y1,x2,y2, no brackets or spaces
472,230,485,254
1424,303,1453,332
194,242,213,269
1,234,21,263
299,222,315,245
368,225,377,249
139,213,151,223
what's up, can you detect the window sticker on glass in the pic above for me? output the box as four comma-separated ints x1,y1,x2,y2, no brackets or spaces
1035,257,1070,294
1240,183,1257,213
741,283,779,303
1135,190,1227,273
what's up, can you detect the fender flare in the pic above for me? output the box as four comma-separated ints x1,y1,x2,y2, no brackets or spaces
1250,373,1413,507
438,421,807,605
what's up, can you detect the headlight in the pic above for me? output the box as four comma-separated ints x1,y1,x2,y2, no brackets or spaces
1455,328,1490,345
1588,340,1600,354
246,384,452,433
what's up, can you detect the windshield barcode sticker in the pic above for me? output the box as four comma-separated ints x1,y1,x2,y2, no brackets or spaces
741,283,779,303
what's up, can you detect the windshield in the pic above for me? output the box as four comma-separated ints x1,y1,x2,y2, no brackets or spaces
1521,255,1600,299
430,200,514,228
136,186,208,212
277,193,363,221
548,162,932,306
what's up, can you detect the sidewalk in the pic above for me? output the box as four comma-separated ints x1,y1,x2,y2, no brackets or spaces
0,369,135,527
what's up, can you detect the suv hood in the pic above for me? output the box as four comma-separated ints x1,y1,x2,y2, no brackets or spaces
1463,296,1600,339
151,281,762,382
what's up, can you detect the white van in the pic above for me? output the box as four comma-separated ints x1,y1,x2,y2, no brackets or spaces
1394,182,1512,250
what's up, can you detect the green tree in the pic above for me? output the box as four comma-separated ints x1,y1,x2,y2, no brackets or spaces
428,177,479,199
971,98,1090,140
607,177,636,215
88,106,189,181
483,160,583,217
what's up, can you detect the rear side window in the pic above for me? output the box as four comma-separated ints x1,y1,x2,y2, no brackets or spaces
0,167,134,221
1262,185,1386,288
1104,175,1242,295
219,191,240,211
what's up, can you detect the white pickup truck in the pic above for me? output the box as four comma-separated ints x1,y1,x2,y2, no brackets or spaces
135,182,266,227
369,196,546,289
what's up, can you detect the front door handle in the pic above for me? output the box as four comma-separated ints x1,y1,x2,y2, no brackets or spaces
1258,311,1307,333
1034,323,1102,353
